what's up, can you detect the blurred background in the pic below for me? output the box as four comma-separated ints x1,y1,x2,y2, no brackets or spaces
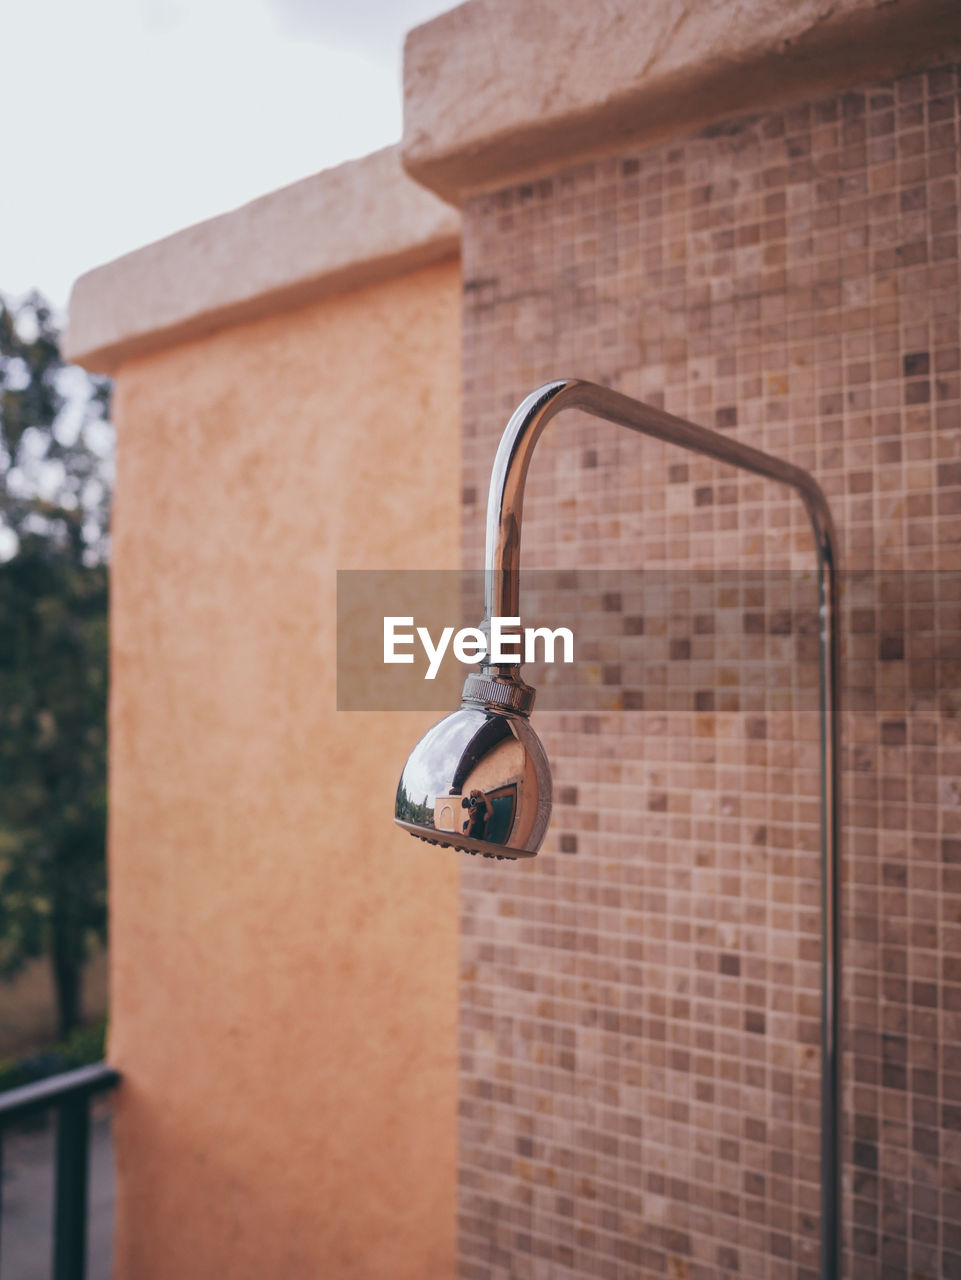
3,0,456,309
0,5,451,1275
0,0,454,1071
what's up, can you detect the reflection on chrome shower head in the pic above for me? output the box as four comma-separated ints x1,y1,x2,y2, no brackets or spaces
394,672,551,859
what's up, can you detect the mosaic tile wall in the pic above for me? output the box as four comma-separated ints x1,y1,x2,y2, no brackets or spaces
457,66,961,1279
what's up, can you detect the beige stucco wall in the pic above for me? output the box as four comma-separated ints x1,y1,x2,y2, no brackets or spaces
402,0,961,202
65,146,460,373
105,259,461,1279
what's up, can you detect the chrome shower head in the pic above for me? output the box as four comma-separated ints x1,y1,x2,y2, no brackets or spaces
394,671,552,859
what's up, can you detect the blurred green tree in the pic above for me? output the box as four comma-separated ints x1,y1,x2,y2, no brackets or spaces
0,291,112,1037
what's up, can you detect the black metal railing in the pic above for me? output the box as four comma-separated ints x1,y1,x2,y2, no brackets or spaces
0,1062,120,1280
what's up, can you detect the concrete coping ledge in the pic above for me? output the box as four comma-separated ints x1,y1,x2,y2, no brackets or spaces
65,145,461,374
401,0,961,205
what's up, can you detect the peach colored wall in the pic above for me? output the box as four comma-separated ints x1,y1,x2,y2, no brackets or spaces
107,260,461,1279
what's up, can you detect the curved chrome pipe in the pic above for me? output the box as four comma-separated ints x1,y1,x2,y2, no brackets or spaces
484,379,837,619
481,378,842,1280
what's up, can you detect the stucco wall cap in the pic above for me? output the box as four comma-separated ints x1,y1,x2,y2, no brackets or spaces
65,145,461,374
402,0,961,204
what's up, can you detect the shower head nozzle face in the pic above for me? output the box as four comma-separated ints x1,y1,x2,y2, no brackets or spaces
394,701,552,860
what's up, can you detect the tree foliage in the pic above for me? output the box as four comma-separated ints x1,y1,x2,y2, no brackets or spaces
0,291,112,1038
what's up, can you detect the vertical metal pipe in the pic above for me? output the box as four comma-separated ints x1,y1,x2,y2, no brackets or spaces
482,379,843,1277
53,1097,90,1280
817,544,843,1280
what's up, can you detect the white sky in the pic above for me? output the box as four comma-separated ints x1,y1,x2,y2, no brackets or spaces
2,0,456,313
